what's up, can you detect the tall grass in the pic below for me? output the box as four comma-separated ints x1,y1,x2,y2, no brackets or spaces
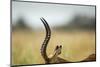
12,30,95,65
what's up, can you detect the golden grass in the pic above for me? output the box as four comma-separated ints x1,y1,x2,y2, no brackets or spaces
12,30,95,65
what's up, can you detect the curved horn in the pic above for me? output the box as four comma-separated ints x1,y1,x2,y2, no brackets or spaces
40,17,51,63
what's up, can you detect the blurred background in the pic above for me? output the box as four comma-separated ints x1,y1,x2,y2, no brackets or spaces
12,1,96,65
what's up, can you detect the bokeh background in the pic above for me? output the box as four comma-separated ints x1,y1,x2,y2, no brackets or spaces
12,1,96,65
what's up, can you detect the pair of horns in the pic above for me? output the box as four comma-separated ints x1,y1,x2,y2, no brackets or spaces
40,17,51,34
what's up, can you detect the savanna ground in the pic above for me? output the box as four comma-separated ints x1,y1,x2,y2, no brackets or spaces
12,30,95,65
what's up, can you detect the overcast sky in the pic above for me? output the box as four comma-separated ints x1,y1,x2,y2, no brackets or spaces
12,1,95,29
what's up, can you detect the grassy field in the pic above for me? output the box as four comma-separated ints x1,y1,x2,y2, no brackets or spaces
12,30,95,65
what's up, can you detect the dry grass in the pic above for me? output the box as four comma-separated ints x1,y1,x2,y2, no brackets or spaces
12,30,95,65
